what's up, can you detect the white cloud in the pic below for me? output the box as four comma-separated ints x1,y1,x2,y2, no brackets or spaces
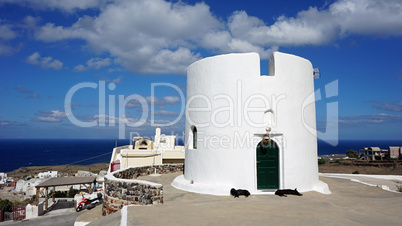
152,110,180,117
30,0,402,74
0,121,10,126
0,120,23,127
214,0,402,49
340,113,402,125
105,76,122,84
0,24,17,40
74,57,111,71
199,31,232,50
137,47,200,74
34,0,220,75
26,52,63,69
87,57,111,69
0,44,16,55
107,67,122,73
0,21,19,55
33,110,68,122
15,85,32,94
126,96,181,109
23,16,41,29
73,64,86,72
93,114,118,125
0,0,110,12
370,101,402,112
145,96,181,105
227,0,402,47
28,93,39,99
331,0,402,37
161,96,180,104
93,114,147,126
15,85,40,98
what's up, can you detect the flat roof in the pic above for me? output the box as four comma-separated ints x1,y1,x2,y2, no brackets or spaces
36,176,96,188
368,147,381,151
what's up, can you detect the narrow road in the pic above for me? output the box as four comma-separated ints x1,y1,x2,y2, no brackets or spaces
1,209,83,226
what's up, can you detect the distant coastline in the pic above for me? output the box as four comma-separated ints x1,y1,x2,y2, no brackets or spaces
316,139,401,155
0,139,401,173
0,139,130,173
6,162,110,178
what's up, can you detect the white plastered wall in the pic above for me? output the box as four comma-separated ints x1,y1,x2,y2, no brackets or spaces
173,52,330,195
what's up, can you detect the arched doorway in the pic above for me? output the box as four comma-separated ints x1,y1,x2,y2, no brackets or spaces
256,138,279,189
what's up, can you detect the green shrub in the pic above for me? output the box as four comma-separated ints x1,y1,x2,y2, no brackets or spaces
67,188,79,198
12,200,27,207
49,187,79,198
52,191,67,198
318,159,326,165
352,170,360,174
0,199,13,212
346,149,359,158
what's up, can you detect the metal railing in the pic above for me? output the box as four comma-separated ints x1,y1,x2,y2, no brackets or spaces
12,206,25,221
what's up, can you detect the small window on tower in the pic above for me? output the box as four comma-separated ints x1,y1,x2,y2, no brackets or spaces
191,125,197,149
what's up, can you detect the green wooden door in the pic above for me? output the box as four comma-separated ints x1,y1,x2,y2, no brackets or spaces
256,140,279,189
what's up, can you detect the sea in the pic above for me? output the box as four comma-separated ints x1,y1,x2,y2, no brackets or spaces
0,139,401,173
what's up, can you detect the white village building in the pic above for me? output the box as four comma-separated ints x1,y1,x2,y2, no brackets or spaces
0,172,7,185
108,127,185,173
75,170,97,177
15,178,48,197
38,171,58,179
173,52,330,195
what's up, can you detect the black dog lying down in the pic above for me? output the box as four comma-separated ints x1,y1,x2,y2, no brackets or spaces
275,188,303,197
230,188,251,198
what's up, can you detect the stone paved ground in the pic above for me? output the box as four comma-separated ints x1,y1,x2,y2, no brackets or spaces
80,172,402,226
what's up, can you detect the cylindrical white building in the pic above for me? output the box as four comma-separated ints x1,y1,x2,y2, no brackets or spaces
173,52,330,195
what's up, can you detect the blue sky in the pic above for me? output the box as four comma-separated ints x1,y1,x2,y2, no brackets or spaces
0,0,401,141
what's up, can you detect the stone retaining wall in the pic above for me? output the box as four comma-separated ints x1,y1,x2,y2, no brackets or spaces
102,164,183,215
113,164,184,179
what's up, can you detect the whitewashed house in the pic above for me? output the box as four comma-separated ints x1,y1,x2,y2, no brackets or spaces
108,127,185,172
0,172,7,185
75,171,96,177
388,146,400,159
38,171,58,179
15,178,47,197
